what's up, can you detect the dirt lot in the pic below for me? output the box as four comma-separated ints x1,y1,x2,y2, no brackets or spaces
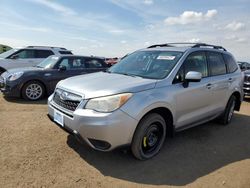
0,94,250,188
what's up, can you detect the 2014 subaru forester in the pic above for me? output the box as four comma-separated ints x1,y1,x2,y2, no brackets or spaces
47,43,244,160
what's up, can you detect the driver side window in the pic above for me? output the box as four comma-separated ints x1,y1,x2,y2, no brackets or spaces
173,52,208,83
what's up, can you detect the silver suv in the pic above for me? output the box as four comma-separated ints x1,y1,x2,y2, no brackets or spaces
48,43,244,160
0,46,72,74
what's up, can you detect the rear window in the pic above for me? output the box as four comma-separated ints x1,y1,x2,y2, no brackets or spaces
59,51,73,55
35,50,54,58
207,52,227,76
223,54,238,73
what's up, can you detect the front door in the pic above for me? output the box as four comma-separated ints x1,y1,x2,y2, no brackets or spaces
173,51,213,128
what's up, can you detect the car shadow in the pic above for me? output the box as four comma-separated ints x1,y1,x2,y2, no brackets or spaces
3,96,48,105
244,97,250,102
67,113,250,186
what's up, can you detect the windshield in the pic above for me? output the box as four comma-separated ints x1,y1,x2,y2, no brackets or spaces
36,56,59,69
109,50,183,79
0,49,18,58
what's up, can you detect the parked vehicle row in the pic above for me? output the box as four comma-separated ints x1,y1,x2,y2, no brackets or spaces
0,55,108,100
46,43,244,160
0,46,73,75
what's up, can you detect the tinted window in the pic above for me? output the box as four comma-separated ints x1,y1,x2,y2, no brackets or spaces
207,52,226,76
85,59,104,68
11,49,35,59
59,51,73,55
36,50,54,58
223,54,238,73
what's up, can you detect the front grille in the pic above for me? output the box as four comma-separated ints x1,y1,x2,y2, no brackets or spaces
244,75,250,82
53,89,82,111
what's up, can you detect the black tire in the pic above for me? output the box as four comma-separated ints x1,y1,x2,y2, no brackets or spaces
0,68,6,75
22,81,45,101
131,113,166,160
218,95,236,125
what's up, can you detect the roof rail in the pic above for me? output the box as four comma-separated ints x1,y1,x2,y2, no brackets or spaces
147,44,173,48
192,43,227,51
147,42,227,51
27,46,67,50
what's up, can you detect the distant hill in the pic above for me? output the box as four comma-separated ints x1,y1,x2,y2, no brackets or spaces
0,44,12,54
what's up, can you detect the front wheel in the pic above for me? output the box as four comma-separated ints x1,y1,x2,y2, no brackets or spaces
131,113,166,160
218,96,236,125
22,81,45,101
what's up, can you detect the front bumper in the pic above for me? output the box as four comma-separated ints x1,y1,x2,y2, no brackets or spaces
243,82,250,96
47,95,138,151
0,76,21,98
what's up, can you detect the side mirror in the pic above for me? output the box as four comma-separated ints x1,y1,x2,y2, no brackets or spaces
59,65,67,71
10,54,19,59
183,71,202,88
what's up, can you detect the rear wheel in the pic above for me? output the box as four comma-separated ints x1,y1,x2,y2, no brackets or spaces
0,68,6,75
131,113,166,160
22,81,45,101
218,95,236,125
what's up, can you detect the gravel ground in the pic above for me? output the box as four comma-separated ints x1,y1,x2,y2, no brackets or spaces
0,94,250,188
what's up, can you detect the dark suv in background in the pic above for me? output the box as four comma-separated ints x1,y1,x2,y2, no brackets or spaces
238,62,250,97
0,55,108,100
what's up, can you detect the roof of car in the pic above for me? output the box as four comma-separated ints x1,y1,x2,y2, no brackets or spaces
140,43,228,53
25,46,70,51
52,55,104,59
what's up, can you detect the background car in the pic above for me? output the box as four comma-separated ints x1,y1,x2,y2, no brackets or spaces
105,57,120,66
0,55,108,100
0,46,73,74
237,62,250,97
243,70,250,96
238,61,250,71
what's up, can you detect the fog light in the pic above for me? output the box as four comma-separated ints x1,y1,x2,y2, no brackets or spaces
88,138,111,150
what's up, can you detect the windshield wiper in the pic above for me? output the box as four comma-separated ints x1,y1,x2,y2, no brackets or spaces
116,72,140,78
34,65,43,68
103,70,112,73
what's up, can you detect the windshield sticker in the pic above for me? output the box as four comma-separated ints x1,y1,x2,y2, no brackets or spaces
157,56,176,60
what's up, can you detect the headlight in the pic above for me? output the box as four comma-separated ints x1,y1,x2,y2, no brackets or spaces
85,93,132,112
8,72,24,81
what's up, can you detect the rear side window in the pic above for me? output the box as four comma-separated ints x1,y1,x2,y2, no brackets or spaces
223,54,238,73
57,58,85,69
35,50,54,58
207,52,227,76
59,51,73,55
85,59,105,68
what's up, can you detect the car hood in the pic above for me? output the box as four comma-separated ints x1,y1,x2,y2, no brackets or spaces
6,66,43,74
57,72,157,99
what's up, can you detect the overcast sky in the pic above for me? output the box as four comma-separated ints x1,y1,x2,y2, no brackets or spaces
0,0,249,61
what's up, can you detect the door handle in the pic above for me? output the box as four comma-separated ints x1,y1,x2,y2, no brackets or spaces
228,78,233,82
206,83,212,89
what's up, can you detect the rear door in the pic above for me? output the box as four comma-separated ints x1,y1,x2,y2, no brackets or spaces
34,50,54,65
173,51,213,128
206,51,229,113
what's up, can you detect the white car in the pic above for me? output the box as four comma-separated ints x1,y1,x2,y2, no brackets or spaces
0,46,73,74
